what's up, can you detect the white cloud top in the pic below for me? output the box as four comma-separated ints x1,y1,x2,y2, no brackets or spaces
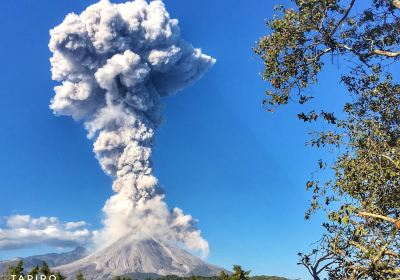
0,215,93,250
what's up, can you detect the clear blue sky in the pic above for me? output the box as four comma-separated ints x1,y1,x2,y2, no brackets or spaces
0,0,350,279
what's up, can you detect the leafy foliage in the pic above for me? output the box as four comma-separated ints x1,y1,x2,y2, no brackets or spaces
76,271,86,280
118,266,286,280
155,271,287,280
230,265,251,280
254,0,400,111
114,276,133,280
255,0,400,279
1,261,65,280
4,260,24,280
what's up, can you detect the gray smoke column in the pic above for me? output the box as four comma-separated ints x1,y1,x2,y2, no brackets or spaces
49,0,215,255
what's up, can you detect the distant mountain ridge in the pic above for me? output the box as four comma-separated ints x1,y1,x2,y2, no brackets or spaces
0,246,88,275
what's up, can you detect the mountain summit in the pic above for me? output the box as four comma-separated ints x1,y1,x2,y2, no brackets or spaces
56,235,225,279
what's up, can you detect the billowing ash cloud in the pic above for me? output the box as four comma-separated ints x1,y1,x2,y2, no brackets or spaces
49,0,215,255
0,215,93,250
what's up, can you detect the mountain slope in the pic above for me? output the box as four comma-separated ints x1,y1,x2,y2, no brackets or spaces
0,247,88,275
56,236,225,279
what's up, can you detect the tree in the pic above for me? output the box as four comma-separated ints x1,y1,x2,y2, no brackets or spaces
28,264,40,277
297,243,342,280
231,265,251,280
219,266,250,280
5,260,24,280
0,261,66,280
76,271,86,280
255,0,400,279
53,271,67,280
114,277,133,280
220,271,230,280
40,261,52,277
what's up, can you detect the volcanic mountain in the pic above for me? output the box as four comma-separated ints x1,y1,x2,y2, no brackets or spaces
55,235,225,279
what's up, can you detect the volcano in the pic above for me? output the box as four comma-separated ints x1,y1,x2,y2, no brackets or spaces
55,235,225,279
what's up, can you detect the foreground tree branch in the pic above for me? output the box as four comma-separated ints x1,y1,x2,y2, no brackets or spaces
357,211,397,224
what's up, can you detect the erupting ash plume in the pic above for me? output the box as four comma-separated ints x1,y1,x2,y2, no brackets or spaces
49,0,215,255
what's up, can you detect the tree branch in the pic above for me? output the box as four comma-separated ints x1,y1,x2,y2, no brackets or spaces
357,211,397,223
331,0,356,36
371,49,400,57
